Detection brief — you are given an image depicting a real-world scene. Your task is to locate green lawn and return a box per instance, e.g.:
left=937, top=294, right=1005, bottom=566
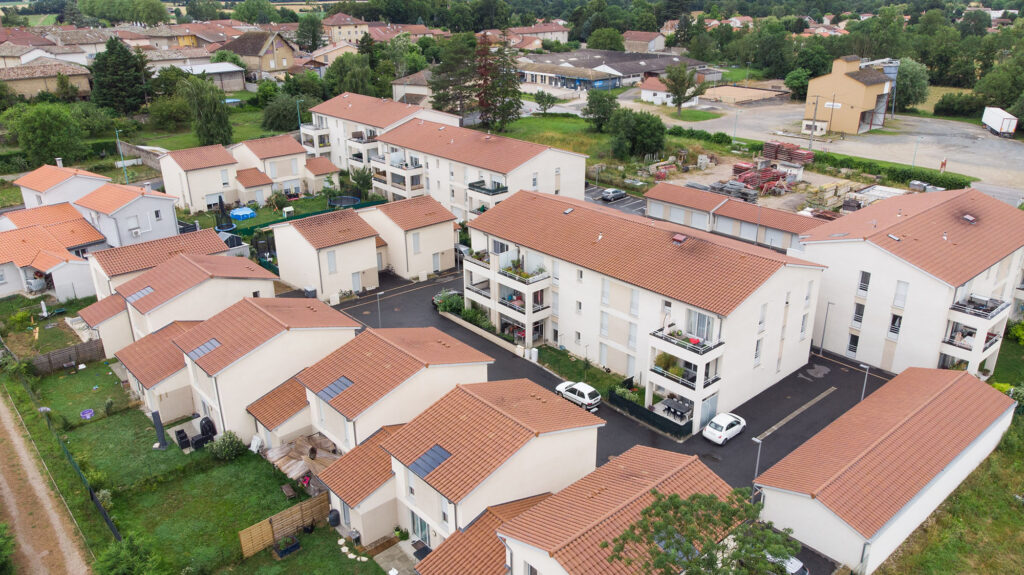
left=1, top=295, right=97, bottom=358
left=521, top=92, right=567, bottom=104
left=27, top=13, right=57, bottom=25
left=131, top=109, right=283, bottom=151
left=719, top=66, right=767, bottom=83
left=219, top=526, right=384, bottom=574
left=116, top=453, right=303, bottom=573
left=0, top=179, right=20, bottom=207
left=178, top=194, right=331, bottom=230
left=34, top=360, right=128, bottom=425
left=537, top=345, right=624, bottom=399
left=990, top=336, right=1024, bottom=385
left=673, top=109, right=725, bottom=122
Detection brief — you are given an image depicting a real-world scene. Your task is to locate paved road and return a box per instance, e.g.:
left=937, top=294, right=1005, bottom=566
left=336, top=272, right=902, bottom=573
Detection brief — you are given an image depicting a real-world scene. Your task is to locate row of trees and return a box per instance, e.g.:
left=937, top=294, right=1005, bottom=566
left=428, top=33, right=522, bottom=130
left=78, top=0, right=168, bottom=26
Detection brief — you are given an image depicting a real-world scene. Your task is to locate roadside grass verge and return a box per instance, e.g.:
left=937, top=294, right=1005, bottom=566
left=673, top=109, right=724, bottom=122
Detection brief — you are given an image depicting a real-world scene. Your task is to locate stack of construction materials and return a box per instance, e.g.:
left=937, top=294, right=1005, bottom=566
left=736, top=166, right=786, bottom=188
left=763, top=141, right=815, bottom=164
left=709, top=180, right=759, bottom=203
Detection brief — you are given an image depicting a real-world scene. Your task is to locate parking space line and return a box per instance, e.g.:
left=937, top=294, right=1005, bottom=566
left=812, top=352, right=891, bottom=381
left=756, top=386, right=837, bottom=441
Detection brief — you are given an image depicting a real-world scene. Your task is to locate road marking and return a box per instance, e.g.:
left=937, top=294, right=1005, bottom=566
left=756, top=386, right=837, bottom=441
left=338, top=273, right=461, bottom=312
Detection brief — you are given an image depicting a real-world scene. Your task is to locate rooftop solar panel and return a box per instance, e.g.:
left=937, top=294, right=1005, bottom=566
left=409, top=444, right=451, bottom=479
left=316, top=375, right=354, bottom=402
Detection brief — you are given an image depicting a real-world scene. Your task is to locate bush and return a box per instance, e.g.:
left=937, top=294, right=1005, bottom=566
left=613, top=385, right=642, bottom=404
left=93, top=533, right=158, bottom=575
left=1007, top=321, right=1024, bottom=345
left=460, top=306, right=495, bottom=332
left=148, top=95, right=191, bottom=131
left=932, top=92, right=988, bottom=118
left=0, top=523, right=13, bottom=575
left=208, top=430, right=247, bottom=461
left=811, top=152, right=973, bottom=189
left=83, top=465, right=108, bottom=491
left=8, top=310, right=30, bottom=331
left=104, top=397, right=114, bottom=416
left=95, top=488, right=113, bottom=510
left=437, top=294, right=464, bottom=314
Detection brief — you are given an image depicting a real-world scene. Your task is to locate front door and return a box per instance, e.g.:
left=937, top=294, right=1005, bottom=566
left=411, top=510, right=430, bottom=547
left=351, top=271, right=361, bottom=293
left=376, top=252, right=383, bottom=271
left=432, top=252, right=441, bottom=272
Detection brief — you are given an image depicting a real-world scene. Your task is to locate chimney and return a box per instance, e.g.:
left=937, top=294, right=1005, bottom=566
left=144, top=182, right=152, bottom=192
left=55, top=157, right=63, bottom=168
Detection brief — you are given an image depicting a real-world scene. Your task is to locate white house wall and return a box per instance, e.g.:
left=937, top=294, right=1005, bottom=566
left=502, top=537, right=569, bottom=575
left=273, top=225, right=322, bottom=294
left=128, top=277, right=276, bottom=339
left=76, top=197, right=179, bottom=248
left=96, top=311, right=133, bottom=358
left=317, top=237, right=379, bottom=297
left=159, top=157, right=239, bottom=214
left=759, top=487, right=866, bottom=569
left=19, top=176, right=106, bottom=208
left=52, top=261, right=95, bottom=301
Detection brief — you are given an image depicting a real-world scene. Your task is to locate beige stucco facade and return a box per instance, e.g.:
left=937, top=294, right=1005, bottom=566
left=804, top=57, right=891, bottom=135
left=272, top=223, right=379, bottom=299
left=159, top=156, right=240, bottom=214
left=2, top=73, right=90, bottom=98
left=254, top=406, right=314, bottom=449
left=358, top=209, right=455, bottom=280
left=91, top=309, right=133, bottom=358
left=129, top=367, right=194, bottom=422
left=231, top=145, right=306, bottom=197
left=126, top=277, right=276, bottom=340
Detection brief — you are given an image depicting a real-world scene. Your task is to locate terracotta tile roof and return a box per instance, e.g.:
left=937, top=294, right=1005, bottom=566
left=310, top=92, right=422, bottom=128
left=470, top=192, right=821, bottom=316
left=41, top=218, right=105, bottom=248
left=0, top=42, right=31, bottom=56
left=2, top=203, right=83, bottom=227
left=115, top=321, right=200, bottom=388
left=234, top=167, right=272, bottom=188
left=74, top=183, right=173, bottom=215
left=246, top=378, right=309, bottom=430
left=381, top=380, right=604, bottom=502
left=172, top=298, right=359, bottom=376
left=366, top=24, right=441, bottom=42
left=165, top=144, right=237, bottom=171
left=645, top=183, right=824, bottom=234
left=13, top=164, right=108, bottom=192
left=499, top=446, right=732, bottom=574
left=90, top=229, right=228, bottom=277
left=374, top=196, right=456, bottom=231
left=416, top=494, right=551, bottom=575
left=0, top=28, right=53, bottom=46
left=145, top=47, right=211, bottom=61
left=323, top=12, right=367, bottom=26
left=0, top=60, right=88, bottom=81
left=756, top=368, right=1015, bottom=539
left=284, top=208, right=378, bottom=250
left=375, top=236, right=387, bottom=247
left=78, top=294, right=126, bottom=327
left=116, top=253, right=276, bottom=314
left=375, top=120, right=556, bottom=174
left=623, top=30, right=662, bottom=42
left=241, top=134, right=306, bottom=160
left=319, top=424, right=403, bottom=506
left=846, top=67, right=890, bottom=85
left=800, top=188, right=1024, bottom=286
left=639, top=76, right=667, bottom=91
left=304, top=156, right=339, bottom=176
left=509, top=22, right=569, bottom=34
left=391, top=69, right=430, bottom=86
left=296, top=327, right=492, bottom=419
left=0, top=226, right=82, bottom=270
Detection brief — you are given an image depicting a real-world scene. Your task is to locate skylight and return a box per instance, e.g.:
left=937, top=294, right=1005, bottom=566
left=126, top=286, right=154, bottom=303
left=316, top=376, right=354, bottom=402
left=409, top=444, right=451, bottom=479
left=187, top=338, right=221, bottom=361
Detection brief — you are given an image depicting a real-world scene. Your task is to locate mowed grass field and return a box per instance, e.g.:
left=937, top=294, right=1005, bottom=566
left=917, top=86, right=972, bottom=114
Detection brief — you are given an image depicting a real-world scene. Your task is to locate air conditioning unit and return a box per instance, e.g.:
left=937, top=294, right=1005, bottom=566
left=130, top=228, right=142, bottom=237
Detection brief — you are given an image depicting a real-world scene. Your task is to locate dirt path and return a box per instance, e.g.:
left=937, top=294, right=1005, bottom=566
left=0, top=385, right=90, bottom=574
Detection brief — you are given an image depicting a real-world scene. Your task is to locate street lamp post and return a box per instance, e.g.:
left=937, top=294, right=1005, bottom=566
left=295, top=98, right=303, bottom=130
left=732, top=109, right=741, bottom=143
left=911, top=136, right=922, bottom=168
left=751, top=437, right=763, bottom=502
left=860, top=364, right=870, bottom=402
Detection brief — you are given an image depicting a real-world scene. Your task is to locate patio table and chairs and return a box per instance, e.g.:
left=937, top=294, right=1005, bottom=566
left=662, top=397, right=693, bottom=421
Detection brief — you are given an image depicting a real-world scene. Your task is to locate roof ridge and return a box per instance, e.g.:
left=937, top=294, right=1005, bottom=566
left=456, top=383, right=536, bottom=436
left=367, top=328, right=433, bottom=366
left=811, top=370, right=967, bottom=499
left=865, top=188, right=971, bottom=238
left=550, top=452, right=699, bottom=555
left=244, top=297, right=289, bottom=330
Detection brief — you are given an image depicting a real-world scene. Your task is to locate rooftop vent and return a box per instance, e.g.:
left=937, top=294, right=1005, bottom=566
left=943, top=231, right=948, bottom=241
left=672, top=233, right=688, bottom=245
left=963, top=214, right=977, bottom=224
left=563, top=208, right=573, bottom=215
left=438, top=126, right=445, bottom=130
left=887, top=234, right=900, bottom=241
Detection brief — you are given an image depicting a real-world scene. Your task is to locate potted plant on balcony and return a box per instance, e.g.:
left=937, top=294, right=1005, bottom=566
left=654, top=352, right=675, bottom=371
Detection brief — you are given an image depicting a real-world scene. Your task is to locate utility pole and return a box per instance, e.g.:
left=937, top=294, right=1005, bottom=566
left=808, top=95, right=820, bottom=152
left=732, top=109, right=741, bottom=143
left=828, top=91, right=837, bottom=135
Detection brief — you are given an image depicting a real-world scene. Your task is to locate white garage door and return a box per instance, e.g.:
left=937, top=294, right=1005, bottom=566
left=739, top=221, right=758, bottom=241
left=715, top=216, right=734, bottom=234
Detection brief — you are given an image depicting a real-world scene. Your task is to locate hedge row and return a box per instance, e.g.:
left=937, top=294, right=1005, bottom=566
left=811, top=152, right=973, bottom=189
left=0, top=140, right=118, bottom=175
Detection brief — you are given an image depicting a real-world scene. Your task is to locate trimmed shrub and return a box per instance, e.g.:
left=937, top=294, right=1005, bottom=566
left=811, top=152, right=972, bottom=189
left=208, top=431, right=246, bottom=461
left=932, top=92, right=987, bottom=118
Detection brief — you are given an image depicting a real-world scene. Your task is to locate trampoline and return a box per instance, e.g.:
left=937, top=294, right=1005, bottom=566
left=328, top=195, right=361, bottom=208
left=230, top=207, right=257, bottom=220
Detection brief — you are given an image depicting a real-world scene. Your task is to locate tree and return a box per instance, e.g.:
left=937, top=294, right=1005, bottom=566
left=256, top=79, right=279, bottom=107
left=974, top=58, right=1024, bottom=109
left=784, top=67, right=811, bottom=100
left=148, top=95, right=190, bottom=130
left=262, top=93, right=319, bottom=131
left=663, top=64, right=709, bottom=115
left=0, top=523, right=13, bottom=575
left=211, top=49, right=246, bottom=71
left=534, top=90, right=558, bottom=115
left=429, top=32, right=479, bottom=116
left=296, top=13, right=324, bottom=52
left=581, top=89, right=619, bottom=132
left=0, top=81, right=21, bottom=113
left=282, top=70, right=324, bottom=100
left=54, top=73, right=79, bottom=102
left=350, top=167, right=373, bottom=197
left=132, top=0, right=168, bottom=26
left=185, top=0, right=220, bottom=22
left=233, top=0, right=278, bottom=24
left=93, top=533, right=158, bottom=575
left=277, top=6, right=299, bottom=23
left=958, top=11, right=992, bottom=37
left=608, top=108, right=664, bottom=159
left=90, top=38, right=149, bottom=115
left=588, top=27, right=624, bottom=51
left=603, top=488, right=800, bottom=575
left=476, top=42, right=521, bottom=131
left=894, top=57, right=929, bottom=111
left=323, top=52, right=375, bottom=97
left=1, top=7, right=29, bottom=27
left=13, top=103, right=88, bottom=167
left=795, top=42, right=832, bottom=77
left=150, top=66, right=189, bottom=98
left=178, top=75, right=232, bottom=146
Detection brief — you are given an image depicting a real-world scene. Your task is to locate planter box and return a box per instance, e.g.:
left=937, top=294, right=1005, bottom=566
left=439, top=311, right=521, bottom=355
left=274, top=536, right=301, bottom=559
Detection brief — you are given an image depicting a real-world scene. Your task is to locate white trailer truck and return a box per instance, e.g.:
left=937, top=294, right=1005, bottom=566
left=982, top=107, right=1018, bottom=137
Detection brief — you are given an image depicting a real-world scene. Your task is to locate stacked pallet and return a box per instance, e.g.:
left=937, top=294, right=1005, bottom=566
left=736, top=167, right=786, bottom=188
left=763, top=141, right=815, bottom=164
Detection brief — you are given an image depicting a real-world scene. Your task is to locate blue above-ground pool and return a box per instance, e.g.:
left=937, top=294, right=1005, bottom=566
left=229, top=207, right=257, bottom=220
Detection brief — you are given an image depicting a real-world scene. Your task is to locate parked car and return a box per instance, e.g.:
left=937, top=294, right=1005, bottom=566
left=432, top=288, right=457, bottom=309
left=601, top=188, right=627, bottom=202
left=702, top=412, right=746, bottom=444
left=555, top=381, right=601, bottom=412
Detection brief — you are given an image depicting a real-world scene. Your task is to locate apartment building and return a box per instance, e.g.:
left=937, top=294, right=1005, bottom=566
left=322, top=12, right=368, bottom=44
left=644, top=183, right=824, bottom=251
left=793, top=188, right=1024, bottom=375
left=173, top=298, right=360, bottom=442
left=466, top=192, right=824, bottom=429
left=382, top=379, right=604, bottom=552
left=357, top=196, right=457, bottom=279
left=372, top=120, right=587, bottom=220
left=498, top=446, right=731, bottom=575
left=301, top=92, right=460, bottom=170
left=14, top=163, right=109, bottom=207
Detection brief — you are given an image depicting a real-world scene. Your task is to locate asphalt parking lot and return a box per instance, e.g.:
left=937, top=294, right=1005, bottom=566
left=336, top=272, right=890, bottom=573
left=585, top=183, right=646, bottom=216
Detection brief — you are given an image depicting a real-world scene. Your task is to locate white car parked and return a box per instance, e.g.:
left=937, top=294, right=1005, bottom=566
left=555, top=381, right=601, bottom=412
left=702, top=412, right=746, bottom=444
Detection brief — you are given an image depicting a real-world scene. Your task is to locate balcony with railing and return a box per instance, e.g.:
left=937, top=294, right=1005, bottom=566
left=856, top=281, right=869, bottom=297
left=950, top=295, right=1010, bottom=320
left=300, top=122, right=329, bottom=134
left=498, top=259, right=549, bottom=285
left=650, top=365, right=697, bottom=391
left=650, top=325, right=724, bottom=356
left=371, top=168, right=387, bottom=184
left=301, top=132, right=330, bottom=151
left=464, top=250, right=491, bottom=270
left=348, top=131, right=377, bottom=144
left=851, top=312, right=863, bottom=329
left=468, top=180, right=509, bottom=196
left=465, top=281, right=491, bottom=299
left=983, top=331, right=1001, bottom=351
left=496, top=285, right=549, bottom=317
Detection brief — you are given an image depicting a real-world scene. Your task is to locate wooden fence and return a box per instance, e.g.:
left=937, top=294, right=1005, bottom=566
left=31, top=339, right=105, bottom=375
left=238, top=492, right=330, bottom=558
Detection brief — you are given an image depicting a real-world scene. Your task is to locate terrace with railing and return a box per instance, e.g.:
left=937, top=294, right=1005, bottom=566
left=650, top=325, right=723, bottom=355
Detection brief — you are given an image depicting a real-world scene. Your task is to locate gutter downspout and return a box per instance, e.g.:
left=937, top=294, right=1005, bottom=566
left=212, top=375, right=227, bottom=436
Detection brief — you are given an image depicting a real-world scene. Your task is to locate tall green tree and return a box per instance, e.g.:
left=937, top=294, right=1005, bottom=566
left=608, top=108, right=664, bottom=159
left=587, top=27, right=624, bottom=51
left=262, top=93, right=319, bottom=131
left=91, top=38, right=149, bottom=114
left=602, top=489, right=800, bottom=575
left=581, top=89, right=619, bottom=132
left=663, top=64, right=709, bottom=114
left=429, top=32, right=479, bottom=116
left=54, top=73, right=79, bottom=102
left=210, top=49, right=246, bottom=71
left=185, top=0, right=220, bottom=22
left=784, top=67, right=811, bottom=100
left=233, top=0, right=279, bottom=24
left=0, top=81, right=21, bottom=113
left=475, top=42, right=521, bottom=131
left=296, top=13, right=324, bottom=52
left=534, top=91, right=558, bottom=115
left=12, top=103, right=89, bottom=167
left=893, top=57, right=929, bottom=111
left=178, top=75, right=232, bottom=146
left=323, top=52, right=375, bottom=97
